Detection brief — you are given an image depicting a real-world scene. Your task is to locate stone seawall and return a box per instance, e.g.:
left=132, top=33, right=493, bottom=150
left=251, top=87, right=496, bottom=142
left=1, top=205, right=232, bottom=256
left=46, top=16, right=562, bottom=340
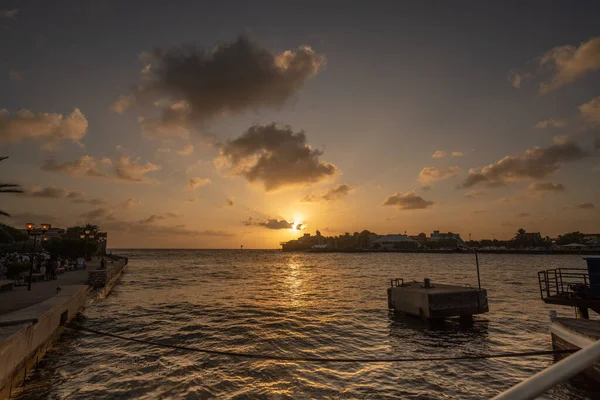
left=88, top=257, right=128, bottom=289
left=0, top=285, right=90, bottom=399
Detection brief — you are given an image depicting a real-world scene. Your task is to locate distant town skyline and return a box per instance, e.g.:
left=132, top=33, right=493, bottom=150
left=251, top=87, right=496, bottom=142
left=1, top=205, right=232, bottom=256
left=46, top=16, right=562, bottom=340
left=1, top=1, right=599, bottom=248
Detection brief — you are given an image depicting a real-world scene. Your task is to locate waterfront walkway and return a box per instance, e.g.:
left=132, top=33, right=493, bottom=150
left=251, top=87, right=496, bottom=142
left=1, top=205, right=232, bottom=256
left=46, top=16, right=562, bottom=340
left=0, top=261, right=101, bottom=316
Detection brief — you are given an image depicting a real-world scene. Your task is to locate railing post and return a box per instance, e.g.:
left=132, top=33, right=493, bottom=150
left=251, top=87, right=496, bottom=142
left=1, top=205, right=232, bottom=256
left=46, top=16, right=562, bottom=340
left=545, top=271, right=550, bottom=297
left=554, top=272, right=559, bottom=296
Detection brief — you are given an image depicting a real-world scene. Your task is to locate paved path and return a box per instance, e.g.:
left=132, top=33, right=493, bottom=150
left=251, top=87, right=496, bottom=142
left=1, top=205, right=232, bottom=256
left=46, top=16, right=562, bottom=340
left=0, top=261, right=101, bottom=316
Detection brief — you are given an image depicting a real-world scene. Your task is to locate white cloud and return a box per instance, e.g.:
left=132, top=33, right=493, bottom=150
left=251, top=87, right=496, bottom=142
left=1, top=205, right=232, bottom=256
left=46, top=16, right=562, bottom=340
left=176, top=143, right=194, bottom=155
left=431, top=150, right=446, bottom=158
left=451, top=152, right=464, bottom=157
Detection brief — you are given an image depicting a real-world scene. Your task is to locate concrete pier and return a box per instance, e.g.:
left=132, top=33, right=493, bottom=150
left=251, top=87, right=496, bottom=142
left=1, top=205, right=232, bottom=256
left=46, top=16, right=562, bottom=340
left=0, top=257, right=127, bottom=399
left=387, top=278, right=489, bottom=320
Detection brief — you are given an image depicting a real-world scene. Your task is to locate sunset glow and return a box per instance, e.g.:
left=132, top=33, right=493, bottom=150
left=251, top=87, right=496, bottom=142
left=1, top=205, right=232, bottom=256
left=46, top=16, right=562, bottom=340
left=0, top=3, right=598, bottom=249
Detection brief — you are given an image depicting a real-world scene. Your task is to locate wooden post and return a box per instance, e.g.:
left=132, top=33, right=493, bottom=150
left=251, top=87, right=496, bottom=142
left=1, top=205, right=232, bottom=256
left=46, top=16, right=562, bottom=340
left=475, top=253, right=481, bottom=290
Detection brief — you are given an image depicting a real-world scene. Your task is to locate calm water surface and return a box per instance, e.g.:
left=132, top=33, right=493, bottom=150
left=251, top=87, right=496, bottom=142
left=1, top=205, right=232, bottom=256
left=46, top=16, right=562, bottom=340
left=15, top=251, right=600, bottom=399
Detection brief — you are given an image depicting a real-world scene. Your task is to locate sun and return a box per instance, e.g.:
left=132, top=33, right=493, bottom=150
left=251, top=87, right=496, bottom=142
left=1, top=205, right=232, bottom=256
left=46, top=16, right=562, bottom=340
left=289, top=217, right=306, bottom=231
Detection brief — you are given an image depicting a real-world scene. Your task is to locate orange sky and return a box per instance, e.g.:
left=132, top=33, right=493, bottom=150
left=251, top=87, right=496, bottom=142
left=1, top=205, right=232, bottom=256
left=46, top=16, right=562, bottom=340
left=1, top=3, right=599, bottom=248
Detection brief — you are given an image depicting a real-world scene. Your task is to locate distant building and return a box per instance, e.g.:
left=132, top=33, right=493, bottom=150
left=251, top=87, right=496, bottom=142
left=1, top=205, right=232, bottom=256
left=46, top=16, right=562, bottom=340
left=281, top=231, right=325, bottom=251
left=409, top=232, right=427, bottom=243
left=43, top=228, right=66, bottom=242
left=372, top=234, right=420, bottom=250
left=430, top=230, right=467, bottom=247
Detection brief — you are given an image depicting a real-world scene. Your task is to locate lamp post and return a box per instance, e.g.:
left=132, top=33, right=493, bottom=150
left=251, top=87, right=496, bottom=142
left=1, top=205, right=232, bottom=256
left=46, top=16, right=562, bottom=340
left=25, top=223, right=50, bottom=291
left=80, top=230, right=96, bottom=260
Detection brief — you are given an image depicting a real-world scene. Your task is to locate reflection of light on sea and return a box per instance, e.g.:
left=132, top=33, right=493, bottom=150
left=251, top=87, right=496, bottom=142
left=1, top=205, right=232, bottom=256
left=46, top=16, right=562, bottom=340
left=284, top=254, right=307, bottom=309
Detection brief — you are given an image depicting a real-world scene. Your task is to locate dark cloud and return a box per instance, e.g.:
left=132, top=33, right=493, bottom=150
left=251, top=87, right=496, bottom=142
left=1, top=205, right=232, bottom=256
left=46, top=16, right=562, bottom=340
left=458, top=141, right=587, bottom=189
left=564, top=202, right=595, bottom=210
left=0, top=9, right=18, bottom=19
left=465, top=189, right=486, bottom=199
left=114, top=35, right=324, bottom=135
left=80, top=208, right=115, bottom=221
left=25, top=186, right=105, bottom=205
left=382, top=191, right=434, bottom=210
left=42, top=155, right=161, bottom=183
left=243, top=217, right=294, bottom=229
left=528, top=182, right=566, bottom=193
left=301, top=184, right=353, bottom=202
left=102, top=220, right=233, bottom=237
left=6, top=212, right=60, bottom=228
left=218, top=123, right=337, bottom=191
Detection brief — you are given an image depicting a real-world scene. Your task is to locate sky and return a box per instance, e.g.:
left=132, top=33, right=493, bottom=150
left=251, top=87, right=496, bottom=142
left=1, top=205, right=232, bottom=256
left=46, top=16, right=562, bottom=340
left=1, top=0, right=599, bottom=248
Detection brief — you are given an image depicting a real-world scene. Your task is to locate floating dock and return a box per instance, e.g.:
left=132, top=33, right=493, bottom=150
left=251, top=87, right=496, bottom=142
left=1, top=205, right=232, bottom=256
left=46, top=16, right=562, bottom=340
left=387, top=278, right=489, bottom=320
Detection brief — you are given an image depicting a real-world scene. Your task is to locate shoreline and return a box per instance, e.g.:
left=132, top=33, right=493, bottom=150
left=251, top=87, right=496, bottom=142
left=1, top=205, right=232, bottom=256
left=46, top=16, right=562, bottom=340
left=0, top=255, right=128, bottom=400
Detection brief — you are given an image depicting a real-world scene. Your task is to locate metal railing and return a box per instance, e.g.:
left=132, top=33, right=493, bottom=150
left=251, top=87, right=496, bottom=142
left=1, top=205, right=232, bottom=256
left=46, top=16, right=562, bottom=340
left=538, top=268, right=589, bottom=301
left=493, top=339, right=600, bottom=399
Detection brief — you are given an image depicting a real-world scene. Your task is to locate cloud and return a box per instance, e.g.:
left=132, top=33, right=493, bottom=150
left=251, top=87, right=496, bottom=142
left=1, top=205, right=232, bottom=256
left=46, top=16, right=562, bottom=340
left=0, top=108, right=88, bottom=149
left=186, top=177, right=211, bottom=190
left=102, top=219, right=233, bottom=237
left=516, top=212, right=531, bottom=218
left=138, top=213, right=178, bottom=224
left=80, top=208, right=116, bottom=221
left=114, top=35, right=324, bottom=131
left=507, top=70, right=531, bottom=88
left=535, top=118, right=566, bottom=129
left=42, top=155, right=161, bottom=183
left=382, top=191, right=434, bottom=210
left=512, top=38, right=600, bottom=94
left=465, top=189, right=486, bottom=199
left=216, top=123, right=337, bottom=191
left=0, top=9, right=18, bottom=19
left=24, top=185, right=105, bottom=205
left=579, top=97, right=600, bottom=124
left=431, top=150, right=446, bottom=158
left=176, top=143, right=194, bottom=155
left=552, top=135, right=570, bottom=145
left=224, top=197, right=235, bottom=207
left=243, top=217, right=294, bottom=229
left=528, top=182, right=565, bottom=193
left=138, top=100, right=191, bottom=139
left=301, top=184, right=353, bottom=202
left=458, top=141, right=587, bottom=188
left=9, top=70, right=22, bottom=83
left=111, top=94, right=136, bottom=114
left=6, top=212, right=59, bottom=228
left=418, top=166, right=461, bottom=184
left=564, top=202, right=595, bottom=210
left=122, top=197, right=142, bottom=209
left=452, top=152, right=464, bottom=157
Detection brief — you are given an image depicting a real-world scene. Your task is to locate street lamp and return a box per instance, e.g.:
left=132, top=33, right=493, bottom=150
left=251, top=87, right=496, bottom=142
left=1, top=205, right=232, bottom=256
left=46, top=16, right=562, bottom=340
left=25, top=223, right=50, bottom=291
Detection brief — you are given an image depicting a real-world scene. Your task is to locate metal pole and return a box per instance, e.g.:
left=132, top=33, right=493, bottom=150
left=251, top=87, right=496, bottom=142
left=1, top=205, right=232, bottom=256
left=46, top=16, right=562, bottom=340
left=492, top=339, right=600, bottom=400
left=475, top=252, right=481, bottom=290
left=27, top=235, right=37, bottom=291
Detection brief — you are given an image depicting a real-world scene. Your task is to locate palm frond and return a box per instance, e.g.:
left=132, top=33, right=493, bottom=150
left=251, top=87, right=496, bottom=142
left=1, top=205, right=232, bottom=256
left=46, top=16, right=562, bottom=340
left=0, top=211, right=10, bottom=217
left=0, top=189, right=24, bottom=193
left=0, top=156, right=8, bottom=163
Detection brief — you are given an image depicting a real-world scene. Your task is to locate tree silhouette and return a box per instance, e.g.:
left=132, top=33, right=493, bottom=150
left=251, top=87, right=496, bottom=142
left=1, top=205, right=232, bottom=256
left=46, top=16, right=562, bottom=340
left=0, top=157, right=23, bottom=217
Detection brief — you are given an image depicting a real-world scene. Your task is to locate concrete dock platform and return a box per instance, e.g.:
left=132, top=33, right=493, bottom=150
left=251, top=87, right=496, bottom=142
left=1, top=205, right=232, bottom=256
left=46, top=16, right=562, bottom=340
left=387, top=278, right=489, bottom=320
